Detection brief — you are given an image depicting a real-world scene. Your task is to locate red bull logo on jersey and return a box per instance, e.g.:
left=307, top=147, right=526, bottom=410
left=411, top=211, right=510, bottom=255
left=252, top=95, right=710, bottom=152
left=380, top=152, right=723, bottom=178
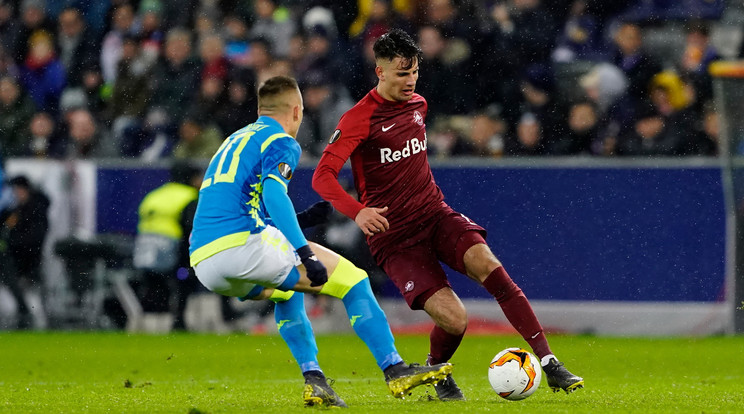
left=380, top=134, right=427, bottom=164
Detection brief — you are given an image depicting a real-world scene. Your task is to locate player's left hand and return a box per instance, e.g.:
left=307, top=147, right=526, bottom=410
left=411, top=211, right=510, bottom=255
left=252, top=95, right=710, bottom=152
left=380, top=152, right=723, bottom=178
left=296, top=201, right=334, bottom=229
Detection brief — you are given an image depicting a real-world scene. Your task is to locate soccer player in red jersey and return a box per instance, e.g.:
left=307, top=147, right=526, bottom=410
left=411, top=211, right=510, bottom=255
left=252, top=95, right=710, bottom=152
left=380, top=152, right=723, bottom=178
left=312, top=29, right=584, bottom=400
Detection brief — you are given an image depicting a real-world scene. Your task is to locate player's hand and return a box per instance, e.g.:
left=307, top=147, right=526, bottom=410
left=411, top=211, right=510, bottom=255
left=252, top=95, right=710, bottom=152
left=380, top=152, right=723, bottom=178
left=297, top=245, right=328, bottom=287
left=355, top=206, right=389, bottom=237
left=296, top=201, right=334, bottom=229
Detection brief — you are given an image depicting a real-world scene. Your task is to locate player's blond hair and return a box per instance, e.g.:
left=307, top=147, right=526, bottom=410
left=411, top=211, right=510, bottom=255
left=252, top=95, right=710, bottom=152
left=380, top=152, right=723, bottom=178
left=257, top=76, right=300, bottom=115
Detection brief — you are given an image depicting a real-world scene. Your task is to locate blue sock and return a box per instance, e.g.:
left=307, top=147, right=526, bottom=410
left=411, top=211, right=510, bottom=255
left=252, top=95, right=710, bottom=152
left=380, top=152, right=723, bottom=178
left=341, top=278, right=403, bottom=371
left=274, top=292, right=321, bottom=374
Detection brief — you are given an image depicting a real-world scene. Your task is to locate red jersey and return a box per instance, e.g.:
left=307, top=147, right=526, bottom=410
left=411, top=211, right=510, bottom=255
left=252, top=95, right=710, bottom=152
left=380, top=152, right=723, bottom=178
left=312, top=88, right=445, bottom=260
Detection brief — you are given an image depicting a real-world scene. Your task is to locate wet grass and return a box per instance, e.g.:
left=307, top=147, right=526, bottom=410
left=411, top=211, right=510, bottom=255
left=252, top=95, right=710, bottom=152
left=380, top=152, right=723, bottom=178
left=0, top=332, right=742, bottom=413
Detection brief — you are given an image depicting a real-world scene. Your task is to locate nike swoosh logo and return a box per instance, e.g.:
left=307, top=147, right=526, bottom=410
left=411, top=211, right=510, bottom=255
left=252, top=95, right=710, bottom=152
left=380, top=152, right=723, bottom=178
left=382, top=123, right=396, bottom=132
left=531, top=332, right=541, bottom=339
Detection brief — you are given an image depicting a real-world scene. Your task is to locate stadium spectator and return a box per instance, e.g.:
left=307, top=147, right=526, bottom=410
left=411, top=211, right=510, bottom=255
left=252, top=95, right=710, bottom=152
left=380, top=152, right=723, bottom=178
left=552, top=0, right=606, bottom=62
left=0, top=75, right=35, bottom=157
left=506, top=111, right=545, bottom=155
left=55, top=7, right=98, bottom=88
left=678, top=20, right=720, bottom=105
left=213, top=66, right=258, bottom=137
left=249, top=0, right=296, bottom=58
left=188, top=74, right=229, bottom=130
left=351, top=0, right=412, bottom=44
left=616, top=97, right=691, bottom=156
left=551, top=100, right=600, bottom=155
left=138, top=0, right=165, bottom=60
left=426, top=116, right=475, bottom=158
left=610, top=20, right=662, bottom=100
left=312, top=29, right=583, bottom=402
left=198, top=32, right=231, bottom=83
left=221, top=13, right=251, bottom=67
left=0, top=175, right=50, bottom=329
left=348, top=0, right=406, bottom=39
left=296, top=71, right=354, bottom=159
left=25, top=111, right=64, bottom=158
left=108, top=34, right=151, bottom=151
left=64, top=108, right=117, bottom=158
left=171, top=115, right=223, bottom=160
left=100, top=2, right=137, bottom=85
left=14, top=0, right=56, bottom=62
left=0, top=44, right=18, bottom=78
left=466, top=107, right=507, bottom=157
left=689, top=102, right=719, bottom=156
left=19, top=30, right=65, bottom=114
left=294, top=25, right=342, bottom=88
left=578, top=62, right=635, bottom=154
left=490, top=0, right=558, bottom=69
left=247, top=36, right=275, bottom=85
left=119, top=108, right=177, bottom=159
left=147, top=27, right=202, bottom=127
left=0, top=1, right=22, bottom=59
left=518, top=64, right=564, bottom=148
left=415, top=24, right=472, bottom=120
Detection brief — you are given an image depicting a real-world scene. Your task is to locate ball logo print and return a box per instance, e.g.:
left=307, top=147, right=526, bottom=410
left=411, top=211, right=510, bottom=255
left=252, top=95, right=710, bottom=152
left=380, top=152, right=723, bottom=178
left=277, top=163, right=293, bottom=180
left=328, top=129, right=341, bottom=144
left=488, top=347, right=542, bottom=400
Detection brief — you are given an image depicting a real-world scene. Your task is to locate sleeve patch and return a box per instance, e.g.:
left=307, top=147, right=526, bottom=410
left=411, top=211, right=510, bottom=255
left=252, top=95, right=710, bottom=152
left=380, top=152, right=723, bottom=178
left=277, top=163, right=293, bottom=180
left=329, top=129, right=341, bottom=144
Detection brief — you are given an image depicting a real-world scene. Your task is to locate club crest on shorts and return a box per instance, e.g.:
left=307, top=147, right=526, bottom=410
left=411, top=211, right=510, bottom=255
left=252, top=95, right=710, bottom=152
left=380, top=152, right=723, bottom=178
left=329, top=129, right=341, bottom=144
left=277, top=163, right=293, bottom=179
left=405, top=281, right=415, bottom=292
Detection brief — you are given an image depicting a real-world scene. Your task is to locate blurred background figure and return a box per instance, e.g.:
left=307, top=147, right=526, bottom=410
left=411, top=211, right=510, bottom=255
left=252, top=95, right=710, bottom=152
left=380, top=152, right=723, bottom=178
left=26, top=111, right=64, bottom=158
left=0, top=175, right=50, bottom=329
left=467, top=107, right=507, bottom=158
left=171, top=115, right=223, bottom=160
left=64, top=108, right=116, bottom=158
left=0, top=75, right=35, bottom=158
left=506, top=112, right=545, bottom=156
left=552, top=100, right=599, bottom=155
left=19, top=31, right=66, bottom=114
left=132, top=162, right=202, bottom=330
left=296, top=70, right=354, bottom=159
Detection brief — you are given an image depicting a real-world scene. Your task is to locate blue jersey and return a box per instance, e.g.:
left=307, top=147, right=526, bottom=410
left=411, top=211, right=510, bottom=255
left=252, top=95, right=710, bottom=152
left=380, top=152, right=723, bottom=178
left=189, top=116, right=301, bottom=266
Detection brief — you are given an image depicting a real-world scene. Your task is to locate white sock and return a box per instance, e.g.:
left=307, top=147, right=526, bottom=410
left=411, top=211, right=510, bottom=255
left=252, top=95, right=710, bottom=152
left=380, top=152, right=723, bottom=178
left=541, top=354, right=557, bottom=367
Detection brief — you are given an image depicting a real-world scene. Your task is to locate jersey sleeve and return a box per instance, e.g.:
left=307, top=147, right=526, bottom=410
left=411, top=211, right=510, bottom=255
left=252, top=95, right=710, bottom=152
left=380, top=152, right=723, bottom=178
left=313, top=110, right=370, bottom=220
left=313, top=152, right=365, bottom=220
left=261, top=134, right=300, bottom=190
left=260, top=135, right=307, bottom=250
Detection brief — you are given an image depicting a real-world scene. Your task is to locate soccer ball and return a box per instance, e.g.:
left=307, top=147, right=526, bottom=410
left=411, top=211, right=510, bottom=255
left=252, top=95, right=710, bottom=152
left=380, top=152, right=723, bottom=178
left=488, top=347, right=542, bottom=400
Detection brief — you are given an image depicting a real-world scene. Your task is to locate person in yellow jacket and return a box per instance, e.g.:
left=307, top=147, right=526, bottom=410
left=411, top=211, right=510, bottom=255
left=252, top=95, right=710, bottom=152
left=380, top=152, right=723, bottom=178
left=133, top=162, right=203, bottom=327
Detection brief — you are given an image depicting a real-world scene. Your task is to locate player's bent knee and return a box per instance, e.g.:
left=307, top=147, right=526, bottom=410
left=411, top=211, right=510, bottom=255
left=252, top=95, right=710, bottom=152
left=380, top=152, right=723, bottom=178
left=319, top=256, right=368, bottom=299
left=268, top=288, right=294, bottom=303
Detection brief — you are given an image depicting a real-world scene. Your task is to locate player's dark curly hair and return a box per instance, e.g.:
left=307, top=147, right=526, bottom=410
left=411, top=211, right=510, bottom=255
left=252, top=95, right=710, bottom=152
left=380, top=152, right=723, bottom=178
left=373, top=29, right=422, bottom=70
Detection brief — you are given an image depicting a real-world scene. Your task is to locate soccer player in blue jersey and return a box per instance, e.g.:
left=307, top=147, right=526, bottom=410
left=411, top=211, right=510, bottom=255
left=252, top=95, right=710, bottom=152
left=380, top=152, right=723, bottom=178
left=189, top=76, right=452, bottom=408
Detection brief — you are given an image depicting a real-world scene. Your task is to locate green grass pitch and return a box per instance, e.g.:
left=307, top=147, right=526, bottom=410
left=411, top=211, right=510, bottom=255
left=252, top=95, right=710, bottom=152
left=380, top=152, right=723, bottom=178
left=1, top=332, right=742, bottom=413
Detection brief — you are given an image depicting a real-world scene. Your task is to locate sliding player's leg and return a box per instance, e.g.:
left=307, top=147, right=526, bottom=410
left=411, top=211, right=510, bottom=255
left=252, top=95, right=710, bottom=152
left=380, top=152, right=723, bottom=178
left=242, top=287, right=346, bottom=408
left=292, top=242, right=453, bottom=398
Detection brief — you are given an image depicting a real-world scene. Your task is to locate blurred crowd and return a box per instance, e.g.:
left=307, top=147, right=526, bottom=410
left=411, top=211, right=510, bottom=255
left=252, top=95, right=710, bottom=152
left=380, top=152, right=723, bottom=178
left=0, top=0, right=738, bottom=161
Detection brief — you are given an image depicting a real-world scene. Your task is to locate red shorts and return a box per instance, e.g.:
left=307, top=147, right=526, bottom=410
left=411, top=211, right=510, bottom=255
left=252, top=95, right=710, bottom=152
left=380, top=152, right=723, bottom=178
left=378, top=205, right=486, bottom=310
